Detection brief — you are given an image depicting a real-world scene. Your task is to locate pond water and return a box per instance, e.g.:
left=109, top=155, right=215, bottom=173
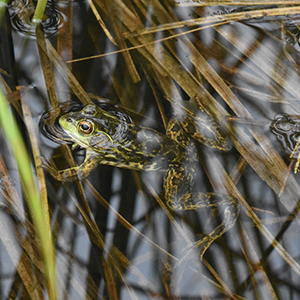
left=1, top=1, right=300, bottom=299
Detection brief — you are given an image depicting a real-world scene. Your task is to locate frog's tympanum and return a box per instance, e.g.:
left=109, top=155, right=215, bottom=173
left=44, top=102, right=239, bottom=259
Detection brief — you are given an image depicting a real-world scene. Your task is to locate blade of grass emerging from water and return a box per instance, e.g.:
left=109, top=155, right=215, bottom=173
left=0, top=0, right=8, bottom=21
left=32, top=0, right=48, bottom=24
left=0, top=88, right=58, bottom=299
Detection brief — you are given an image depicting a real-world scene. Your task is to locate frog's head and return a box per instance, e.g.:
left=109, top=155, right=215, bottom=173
left=59, top=104, right=134, bottom=152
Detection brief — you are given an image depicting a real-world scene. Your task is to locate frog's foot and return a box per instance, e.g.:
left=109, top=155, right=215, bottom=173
left=171, top=193, right=239, bottom=260
left=175, top=212, right=237, bottom=267
left=195, top=223, right=229, bottom=260
left=196, top=204, right=238, bottom=260
left=173, top=231, right=220, bottom=268
left=40, top=155, right=102, bottom=182
left=37, top=156, right=63, bottom=178
left=37, top=156, right=51, bottom=169
left=47, top=166, right=85, bottom=182
left=37, top=156, right=85, bottom=182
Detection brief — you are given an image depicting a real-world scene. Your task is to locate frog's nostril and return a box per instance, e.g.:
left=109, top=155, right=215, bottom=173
left=67, top=118, right=72, bottom=123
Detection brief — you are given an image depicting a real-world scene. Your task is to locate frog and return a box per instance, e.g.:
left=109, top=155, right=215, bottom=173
left=43, top=101, right=239, bottom=259
left=270, top=113, right=300, bottom=173
left=270, top=113, right=300, bottom=157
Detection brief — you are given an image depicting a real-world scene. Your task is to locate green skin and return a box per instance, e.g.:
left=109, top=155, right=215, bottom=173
left=46, top=103, right=239, bottom=259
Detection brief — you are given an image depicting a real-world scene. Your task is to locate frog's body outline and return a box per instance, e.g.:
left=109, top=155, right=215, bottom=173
left=44, top=103, right=239, bottom=259
left=270, top=113, right=300, bottom=156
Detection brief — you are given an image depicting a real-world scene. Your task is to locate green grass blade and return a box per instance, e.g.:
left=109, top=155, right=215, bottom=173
left=0, top=0, right=8, bottom=22
left=0, top=87, right=58, bottom=299
left=32, top=0, right=48, bottom=24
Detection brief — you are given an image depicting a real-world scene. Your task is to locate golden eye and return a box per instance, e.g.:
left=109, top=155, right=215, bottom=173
left=78, top=121, right=93, bottom=134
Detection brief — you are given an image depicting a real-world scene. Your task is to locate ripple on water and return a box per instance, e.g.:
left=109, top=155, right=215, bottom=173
left=7, top=0, right=67, bottom=37
left=39, top=101, right=85, bottom=144
left=39, top=100, right=115, bottom=145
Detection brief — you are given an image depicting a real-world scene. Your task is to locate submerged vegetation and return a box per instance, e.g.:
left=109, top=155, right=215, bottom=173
left=1, top=0, right=300, bottom=299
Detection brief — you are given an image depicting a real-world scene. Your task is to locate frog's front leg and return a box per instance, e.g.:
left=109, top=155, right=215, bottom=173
left=40, top=152, right=101, bottom=182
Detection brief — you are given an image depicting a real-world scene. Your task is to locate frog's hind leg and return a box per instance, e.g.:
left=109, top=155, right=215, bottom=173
left=165, top=116, right=238, bottom=259
left=178, top=192, right=239, bottom=259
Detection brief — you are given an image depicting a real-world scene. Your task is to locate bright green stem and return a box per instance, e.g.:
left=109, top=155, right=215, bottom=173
left=0, top=0, right=8, bottom=23
left=32, top=0, right=48, bottom=24
left=0, top=88, right=58, bottom=299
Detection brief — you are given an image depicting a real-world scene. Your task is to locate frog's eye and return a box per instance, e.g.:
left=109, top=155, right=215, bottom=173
left=78, top=120, right=93, bottom=134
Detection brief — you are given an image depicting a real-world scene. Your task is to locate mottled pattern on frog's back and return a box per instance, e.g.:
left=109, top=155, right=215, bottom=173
left=85, top=125, right=185, bottom=172
left=129, top=127, right=186, bottom=171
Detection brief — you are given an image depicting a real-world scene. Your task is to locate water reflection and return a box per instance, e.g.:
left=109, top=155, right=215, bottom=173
left=7, top=0, right=66, bottom=36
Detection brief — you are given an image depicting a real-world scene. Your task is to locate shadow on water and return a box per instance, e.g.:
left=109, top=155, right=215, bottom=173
left=1, top=1, right=300, bottom=299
